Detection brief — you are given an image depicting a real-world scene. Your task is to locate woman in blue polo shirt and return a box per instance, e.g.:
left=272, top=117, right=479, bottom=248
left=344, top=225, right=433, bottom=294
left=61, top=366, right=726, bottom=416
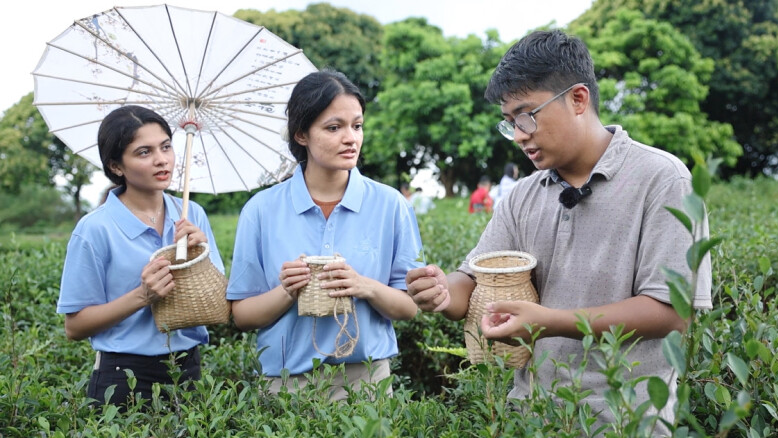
left=57, top=105, right=224, bottom=407
left=228, top=70, right=423, bottom=399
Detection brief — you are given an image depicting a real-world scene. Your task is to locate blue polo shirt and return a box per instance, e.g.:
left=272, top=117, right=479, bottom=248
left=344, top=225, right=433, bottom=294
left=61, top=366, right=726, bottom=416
left=227, top=166, right=423, bottom=376
left=57, top=187, right=224, bottom=355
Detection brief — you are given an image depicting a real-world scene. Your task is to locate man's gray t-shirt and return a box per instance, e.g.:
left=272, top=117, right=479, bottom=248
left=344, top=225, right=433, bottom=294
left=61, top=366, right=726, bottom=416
left=459, top=125, right=712, bottom=428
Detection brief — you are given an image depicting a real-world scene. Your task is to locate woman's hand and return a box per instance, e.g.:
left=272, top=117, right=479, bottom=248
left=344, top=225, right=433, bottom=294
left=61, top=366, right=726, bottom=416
left=174, top=218, right=207, bottom=247
left=320, top=261, right=377, bottom=300
left=140, top=257, right=174, bottom=305
left=278, top=256, right=311, bottom=300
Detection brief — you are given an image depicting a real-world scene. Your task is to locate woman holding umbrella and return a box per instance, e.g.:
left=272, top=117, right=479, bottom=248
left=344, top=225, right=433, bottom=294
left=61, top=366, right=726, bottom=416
left=228, top=70, right=423, bottom=399
left=57, top=105, right=224, bottom=407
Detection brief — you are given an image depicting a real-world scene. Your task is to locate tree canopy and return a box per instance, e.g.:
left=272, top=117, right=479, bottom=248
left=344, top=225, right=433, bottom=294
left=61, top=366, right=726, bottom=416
left=574, top=10, right=742, bottom=167
left=574, top=0, right=777, bottom=177
left=366, top=19, right=514, bottom=195
left=235, top=3, right=385, bottom=102
left=0, top=94, right=94, bottom=218
left=3, top=2, right=773, bottom=216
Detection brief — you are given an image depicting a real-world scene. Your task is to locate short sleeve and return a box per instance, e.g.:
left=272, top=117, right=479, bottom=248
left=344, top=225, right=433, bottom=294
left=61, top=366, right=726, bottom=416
left=389, top=199, right=424, bottom=290
left=57, top=233, right=108, bottom=314
left=226, top=205, right=270, bottom=300
left=635, top=177, right=712, bottom=309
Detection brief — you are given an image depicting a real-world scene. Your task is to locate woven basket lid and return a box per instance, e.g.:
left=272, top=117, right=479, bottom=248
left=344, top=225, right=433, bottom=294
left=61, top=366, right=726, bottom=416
left=468, top=250, right=537, bottom=274
left=150, top=242, right=211, bottom=270
left=302, top=255, right=345, bottom=265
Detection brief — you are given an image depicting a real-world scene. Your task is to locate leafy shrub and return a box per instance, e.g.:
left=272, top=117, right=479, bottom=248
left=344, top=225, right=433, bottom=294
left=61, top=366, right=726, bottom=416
left=2, top=179, right=777, bottom=436
left=0, top=184, right=75, bottom=231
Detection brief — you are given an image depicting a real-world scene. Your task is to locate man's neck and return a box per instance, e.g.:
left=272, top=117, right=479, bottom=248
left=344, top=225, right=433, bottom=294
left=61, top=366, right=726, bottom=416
left=557, top=124, right=613, bottom=187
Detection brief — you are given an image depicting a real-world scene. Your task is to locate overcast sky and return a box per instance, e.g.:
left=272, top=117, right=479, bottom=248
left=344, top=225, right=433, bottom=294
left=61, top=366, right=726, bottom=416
left=3, top=0, right=592, bottom=204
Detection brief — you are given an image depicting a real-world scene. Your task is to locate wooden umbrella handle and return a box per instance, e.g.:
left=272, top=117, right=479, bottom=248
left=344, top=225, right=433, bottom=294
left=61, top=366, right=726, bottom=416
left=175, top=122, right=196, bottom=261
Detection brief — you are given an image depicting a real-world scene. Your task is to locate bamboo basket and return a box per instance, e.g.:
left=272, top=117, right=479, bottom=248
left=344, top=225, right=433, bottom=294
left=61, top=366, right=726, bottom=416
left=298, top=255, right=353, bottom=317
left=464, top=251, right=538, bottom=368
left=149, top=243, right=229, bottom=332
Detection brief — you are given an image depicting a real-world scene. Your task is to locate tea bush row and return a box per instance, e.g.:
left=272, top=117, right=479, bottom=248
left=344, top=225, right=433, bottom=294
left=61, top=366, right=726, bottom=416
left=1, top=176, right=776, bottom=436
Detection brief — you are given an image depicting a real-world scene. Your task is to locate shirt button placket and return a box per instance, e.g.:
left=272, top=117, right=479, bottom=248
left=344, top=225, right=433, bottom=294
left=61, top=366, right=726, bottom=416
left=558, top=210, right=572, bottom=235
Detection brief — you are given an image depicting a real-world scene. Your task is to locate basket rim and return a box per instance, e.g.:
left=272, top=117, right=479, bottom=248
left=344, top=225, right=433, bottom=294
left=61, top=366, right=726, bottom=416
left=150, top=242, right=210, bottom=271
left=302, top=255, right=345, bottom=265
left=468, top=250, right=537, bottom=273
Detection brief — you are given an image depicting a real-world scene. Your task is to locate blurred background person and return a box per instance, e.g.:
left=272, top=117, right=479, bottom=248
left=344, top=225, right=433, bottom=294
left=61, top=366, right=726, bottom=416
left=410, top=187, right=434, bottom=215
left=468, top=176, right=493, bottom=214
left=492, top=162, right=519, bottom=208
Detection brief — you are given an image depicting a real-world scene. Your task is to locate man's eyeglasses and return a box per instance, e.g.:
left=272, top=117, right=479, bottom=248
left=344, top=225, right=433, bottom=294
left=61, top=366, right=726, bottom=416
left=496, top=83, right=586, bottom=140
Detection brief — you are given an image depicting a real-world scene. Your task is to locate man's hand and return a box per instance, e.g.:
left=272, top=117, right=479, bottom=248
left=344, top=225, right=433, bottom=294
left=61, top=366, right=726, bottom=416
left=405, top=265, right=451, bottom=312
left=480, top=300, right=547, bottom=345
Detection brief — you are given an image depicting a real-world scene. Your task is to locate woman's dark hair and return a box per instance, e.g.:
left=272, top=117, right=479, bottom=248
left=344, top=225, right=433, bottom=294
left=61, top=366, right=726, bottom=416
left=504, top=162, right=518, bottom=178
left=485, top=30, right=599, bottom=114
left=286, top=69, right=366, bottom=163
left=97, top=105, right=172, bottom=186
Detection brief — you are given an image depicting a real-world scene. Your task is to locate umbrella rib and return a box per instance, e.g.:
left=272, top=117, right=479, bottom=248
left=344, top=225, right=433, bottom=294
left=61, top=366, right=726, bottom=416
left=195, top=133, right=220, bottom=194
left=200, top=48, right=306, bottom=101
left=203, top=105, right=286, bottom=134
left=40, top=43, right=176, bottom=96
left=192, top=11, right=218, bottom=99
left=202, top=106, right=287, bottom=121
left=208, top=81, right=301, bottom=100
left=164, top=5, right=193, bottom=97
left=73, top=142, right=99, bottom=155
left=200, top=128, right=252, bottom=192
left=36, top=99, right=165, bottom=106
left=47, top=118, right=102, bottom=133
left=73, top=16, right=186, bottom=98
left=200, top=109, right=293, bottom=164
left=33, top=73, right=178, bottom=103
left=112, top=7, right=190, bottom=98
left=193, top=26, right=265, bottom=101
left=210, top=100, right=290, bottom=105
left=208, top=123, right=280, bottom=188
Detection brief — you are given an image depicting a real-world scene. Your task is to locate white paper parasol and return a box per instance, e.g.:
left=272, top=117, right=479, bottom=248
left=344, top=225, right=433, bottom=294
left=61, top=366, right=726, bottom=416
left=33, top=4, right=316, bottom=258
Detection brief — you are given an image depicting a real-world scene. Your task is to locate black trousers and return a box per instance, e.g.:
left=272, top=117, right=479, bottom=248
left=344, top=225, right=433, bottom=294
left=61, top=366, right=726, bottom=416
left=87, top=346, right=200, bottom=408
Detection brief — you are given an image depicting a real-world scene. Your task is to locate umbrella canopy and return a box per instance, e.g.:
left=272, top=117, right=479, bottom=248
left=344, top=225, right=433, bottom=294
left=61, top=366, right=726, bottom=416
left=33, top=4, right=317, bottom=195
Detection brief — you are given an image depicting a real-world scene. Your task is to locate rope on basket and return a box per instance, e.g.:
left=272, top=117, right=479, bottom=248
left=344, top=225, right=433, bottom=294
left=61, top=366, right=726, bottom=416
left=312, top=297, right=359, bottom=358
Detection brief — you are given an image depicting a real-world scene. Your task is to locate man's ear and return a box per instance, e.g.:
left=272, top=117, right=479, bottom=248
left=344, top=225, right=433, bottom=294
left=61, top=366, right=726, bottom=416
left=571, top=85, right=590, bottom=115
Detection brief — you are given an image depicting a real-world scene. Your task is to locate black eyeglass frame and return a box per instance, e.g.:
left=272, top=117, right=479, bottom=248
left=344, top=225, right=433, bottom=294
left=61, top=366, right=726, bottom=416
left=496, top=82, right=587, bottom=140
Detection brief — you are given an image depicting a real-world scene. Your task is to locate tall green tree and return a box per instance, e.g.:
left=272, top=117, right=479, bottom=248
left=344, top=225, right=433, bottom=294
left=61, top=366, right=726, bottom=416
left=572, top=10, right=742, bottom=167
left=235, top=3, right=385, bottom=102
left=0, top=93, right=95, bottom=219
left=367, top=19, right=509, bottom=195
left=574, top=0, right=777, bottom=177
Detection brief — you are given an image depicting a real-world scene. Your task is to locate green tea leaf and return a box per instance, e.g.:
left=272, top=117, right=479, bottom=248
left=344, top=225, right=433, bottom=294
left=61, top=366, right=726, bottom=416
left=726, top=353, right=750, bottom=386
left=663, top=267, right=692, bottom=319
left=662, top=331, right=686, bottom=375
left=665, top=206, right=692, bottom=232
left=703, top=382, right=717, bottom=401
left=687, top=237, right=722, bottom=271
left=692, top=164, right=711, bottom=198
left=758, top=256, right=771, bottom=276
left=682, top=193, right=705, bottom=223
left=715, top=384, right=732, bottom=406
left=753, top=275, right=764, bottom=292
left=647, top=376, right=669, bottom=409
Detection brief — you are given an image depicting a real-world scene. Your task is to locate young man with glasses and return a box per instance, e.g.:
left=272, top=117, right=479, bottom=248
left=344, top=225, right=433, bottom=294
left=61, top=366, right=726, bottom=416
left=406, top=29, right=712, bottom=434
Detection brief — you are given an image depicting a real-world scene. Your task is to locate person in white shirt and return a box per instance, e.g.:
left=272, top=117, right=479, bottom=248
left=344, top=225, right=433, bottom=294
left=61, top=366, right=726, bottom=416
left=493, top=162, right=519, bottom=207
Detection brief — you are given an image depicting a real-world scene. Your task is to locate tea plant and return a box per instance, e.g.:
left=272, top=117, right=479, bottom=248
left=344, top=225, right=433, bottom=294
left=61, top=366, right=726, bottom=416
left=2, top=178, right=777, bottom=436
